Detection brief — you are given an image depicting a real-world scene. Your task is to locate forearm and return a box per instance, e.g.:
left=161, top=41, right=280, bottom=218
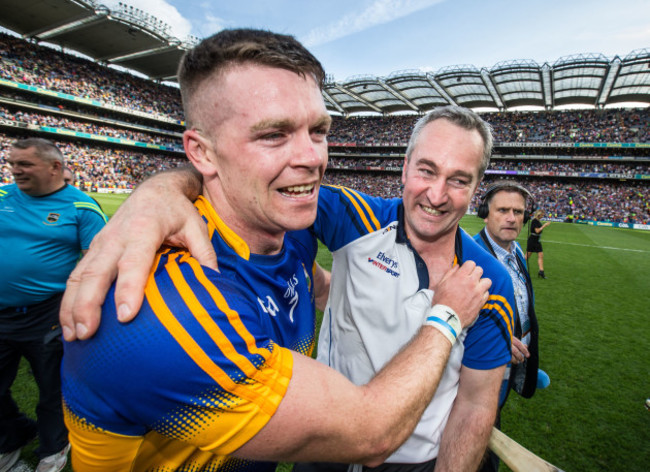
left=139, top=165, right=202, bottom=200
left=233, top=331, right=452, bottom=466
left=434, top=366, right=503, bottom=472
left=434, top=400, right=495, bottom=472
left=358, top=325, right=454, bottom=463
left=261, top=326, right=455, bottom=466
left=236, top=264, right=491, bottom=465
left=312, top=263, right=331, bottom=312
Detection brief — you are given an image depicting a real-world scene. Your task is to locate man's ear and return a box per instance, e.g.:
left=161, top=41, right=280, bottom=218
left=51, top=159, right=62, bottom=174
left=184, top=129, right=217, bottom=177
left=401, top=154, right=408, bottom=185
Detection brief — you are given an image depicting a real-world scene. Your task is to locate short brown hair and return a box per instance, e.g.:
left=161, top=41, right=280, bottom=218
left=178, top=29, right=326, bottom=128
left=406, top=106, right=493, bottom=180
left=12, top=138, right=63, bottom=164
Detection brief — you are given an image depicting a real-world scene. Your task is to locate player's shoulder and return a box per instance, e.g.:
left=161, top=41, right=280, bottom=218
left=151, top=247, right=254, bottom=304
left=320, top=184, right=400, bottom=210
left=141, top=247, right=267, bottom=346
left=318, top=184, right=400, bottom=230
left=460, top=229, right=509, bottom=279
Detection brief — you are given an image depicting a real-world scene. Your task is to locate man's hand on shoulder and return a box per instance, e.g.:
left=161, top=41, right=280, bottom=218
left=60, top=168, right=214, bottom=341
left=432, top=261, right=491, bottom=330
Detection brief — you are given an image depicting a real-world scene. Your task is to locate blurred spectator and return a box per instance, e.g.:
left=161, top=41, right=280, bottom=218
left=0, top=138, right=106, bottom=472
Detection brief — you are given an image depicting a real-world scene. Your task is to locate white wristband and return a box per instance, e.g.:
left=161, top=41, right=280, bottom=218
left=424, top=304, right=462, bottom=345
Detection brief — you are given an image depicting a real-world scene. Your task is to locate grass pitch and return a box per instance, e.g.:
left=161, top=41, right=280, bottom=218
left=13, top=192, right=650, bottom=471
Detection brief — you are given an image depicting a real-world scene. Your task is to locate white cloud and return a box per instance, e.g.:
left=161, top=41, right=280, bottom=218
left=302, top=0, right=445, bottom=47
left=195, top=13, right=229, bottom=37
left=101, top=0, right=193, bottom=39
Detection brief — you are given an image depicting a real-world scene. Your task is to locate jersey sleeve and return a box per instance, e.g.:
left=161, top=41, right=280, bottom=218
left=74, top=199, right=107, bottom=249
left=63, top=250, right=293, bottom=457
left=313, top=184, right=400, bottom=251
left=462, top=250, right=514, bottom=370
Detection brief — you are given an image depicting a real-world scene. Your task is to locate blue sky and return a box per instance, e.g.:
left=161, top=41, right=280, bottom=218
left=105, top=0, right=650, bottom=82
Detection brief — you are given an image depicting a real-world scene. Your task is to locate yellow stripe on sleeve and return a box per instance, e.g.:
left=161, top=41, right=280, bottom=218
left=146, top=253, right=289, bottom=417
left=74, top=201, right=108, bottom=222
left=166, top=253, right=289, bottom=404
left=484, top=294, right=514, bottom=342
left=329, top=185, right=381, bottom=233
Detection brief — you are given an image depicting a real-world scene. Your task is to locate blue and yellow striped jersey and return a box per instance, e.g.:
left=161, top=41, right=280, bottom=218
left=62, top=196, right=318, bottom=472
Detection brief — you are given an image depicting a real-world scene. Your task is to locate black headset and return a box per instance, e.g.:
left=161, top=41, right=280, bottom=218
left=477, top=181, right=535, bottom=224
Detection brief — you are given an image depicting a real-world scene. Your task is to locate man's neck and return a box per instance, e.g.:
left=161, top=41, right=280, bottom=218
left=409, top=228, right=457, bottom=286
left=485, top=228, right=513, bottom=253
left=23, top=181, right=66, bottom=197
left=202, top=189, right=285, bottom=256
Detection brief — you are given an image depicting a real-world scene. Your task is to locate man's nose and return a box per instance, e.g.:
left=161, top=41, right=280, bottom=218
left=426, top=178, right=448, bottom=206
left=292, top=131, right=325, bottom=169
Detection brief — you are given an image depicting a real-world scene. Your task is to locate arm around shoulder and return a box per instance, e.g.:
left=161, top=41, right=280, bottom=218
left=235, top=326, right=456, bottom=466
left=60, top=166, right=213, bottom=341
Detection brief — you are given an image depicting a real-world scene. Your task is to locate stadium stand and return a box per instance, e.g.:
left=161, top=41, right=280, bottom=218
left=0, top=31, right=648, bottom=226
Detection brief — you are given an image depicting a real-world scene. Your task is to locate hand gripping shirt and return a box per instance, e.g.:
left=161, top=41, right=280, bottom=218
left=62, top=196, right=319, bottom=472
left=0, top=184, right=106, bottom=311
left=311, top=185, right=514, bottom=464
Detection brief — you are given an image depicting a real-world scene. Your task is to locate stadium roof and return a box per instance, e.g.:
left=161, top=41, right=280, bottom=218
left=325, top=50, right=650, bottom=115
left=1, top=0, right=650, bottom=115
left=0, top=0, right=196, bottom=81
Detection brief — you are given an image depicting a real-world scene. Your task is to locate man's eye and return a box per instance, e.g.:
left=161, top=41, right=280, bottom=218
left=263, top=132, right=285, bottom=140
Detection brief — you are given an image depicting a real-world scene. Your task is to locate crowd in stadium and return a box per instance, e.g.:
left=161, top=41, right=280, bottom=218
left=0, top=33, right=184, bottom=120
left=0, top=133, right=185, bottom=190
left=2, top=32, right=649, bottom=144
left=328, top=109, right=650, bottom=145
left=1, top=32, right=648, bottom=225
left=0, top=105, right=182, bottom=148
left=328, top=157, right=648, bottom=176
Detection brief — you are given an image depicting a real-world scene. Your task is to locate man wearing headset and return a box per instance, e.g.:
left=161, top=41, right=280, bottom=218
left=473, top=180, right=550, bottom=472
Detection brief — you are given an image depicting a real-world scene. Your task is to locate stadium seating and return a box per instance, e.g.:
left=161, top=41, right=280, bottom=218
left=1, top=32, right=648, bottom=225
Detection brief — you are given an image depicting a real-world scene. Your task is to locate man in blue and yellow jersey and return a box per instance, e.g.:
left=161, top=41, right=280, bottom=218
left=63, top=106, right=514, bottom=472
left=63, top=105, right=513, bottom=471
left=61, top=30, right=491, bottom=472
left=0, top=138, right=106, bottom=472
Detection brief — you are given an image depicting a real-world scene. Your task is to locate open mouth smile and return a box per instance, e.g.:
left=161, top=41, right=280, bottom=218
left=279, top=184, right=315, bottom=197
left=420, top=204, right=443, bottom=216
